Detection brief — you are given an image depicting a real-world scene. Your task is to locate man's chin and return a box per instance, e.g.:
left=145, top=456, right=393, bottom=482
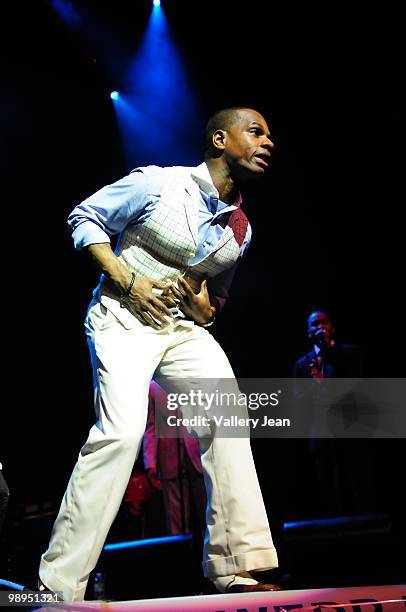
left=236, top=164, right=267, bottom=182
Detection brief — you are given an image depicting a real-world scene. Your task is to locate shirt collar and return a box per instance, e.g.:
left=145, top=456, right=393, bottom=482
left=191, top=162, right=242, bottom=207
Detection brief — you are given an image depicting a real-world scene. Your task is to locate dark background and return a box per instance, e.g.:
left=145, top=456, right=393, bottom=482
left=1, top=0, right=403, bottom=539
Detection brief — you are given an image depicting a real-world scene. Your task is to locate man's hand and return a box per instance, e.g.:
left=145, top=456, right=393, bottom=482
left=126, top=277, right=174, bottom=329
left=146, top=468, right=161, bottom=490
left=87, top=243, right=173, bottom=329
left=169, top=277, right=215, bottom=326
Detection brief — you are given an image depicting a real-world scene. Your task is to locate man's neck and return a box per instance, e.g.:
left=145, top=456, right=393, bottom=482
left=205, top=158, right=239, bottom=204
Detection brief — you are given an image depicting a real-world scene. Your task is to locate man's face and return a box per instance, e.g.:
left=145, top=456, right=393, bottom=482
left=307, top=311, right=335, bottom=343
left=223, top=109, right=274, bottom=180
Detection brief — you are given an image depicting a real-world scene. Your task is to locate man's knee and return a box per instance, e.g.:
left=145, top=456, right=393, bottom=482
left=85, top=425, right=145, bottom=456
left=114, top=429, right=145, bottom=453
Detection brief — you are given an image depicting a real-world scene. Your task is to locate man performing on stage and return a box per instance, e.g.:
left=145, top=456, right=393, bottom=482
left=39, top=107, right=279, bottom=601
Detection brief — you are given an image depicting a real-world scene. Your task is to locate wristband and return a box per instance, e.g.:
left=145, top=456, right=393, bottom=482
left=202, top=307, right=216, bottom=328
left=202, top=318, right=215, bottom=328
left=119, top=272, right=136, bottom=308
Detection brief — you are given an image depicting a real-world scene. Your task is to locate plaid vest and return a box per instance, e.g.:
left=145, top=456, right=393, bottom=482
left=99, top=165, right=249, bottom=327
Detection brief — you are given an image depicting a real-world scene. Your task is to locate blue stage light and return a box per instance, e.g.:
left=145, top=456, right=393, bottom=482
left=0, top=578, right=24, bottom=591
left=50, top=0, right=81, bottom=27
left=110, top=91, right=119, bottom=101
left=153, top=0, right=161, bottom=6
left=112, top=1, right=202, bottom=166
left=103, top=533, right=193, bottom=551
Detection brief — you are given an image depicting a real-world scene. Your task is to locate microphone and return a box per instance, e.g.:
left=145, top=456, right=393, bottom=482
left=314, top=328, right=328, bottom=349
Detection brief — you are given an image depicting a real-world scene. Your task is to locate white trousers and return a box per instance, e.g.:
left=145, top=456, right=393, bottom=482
left=39, top=301, right=277, bottom=602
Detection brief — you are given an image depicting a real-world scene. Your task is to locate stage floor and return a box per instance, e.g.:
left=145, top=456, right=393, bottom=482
left=37, top=584, right=406, bottom=611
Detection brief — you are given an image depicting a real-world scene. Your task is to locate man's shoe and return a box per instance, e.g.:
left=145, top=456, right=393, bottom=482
left=227, top=581, right=282, bottom=593
left=212, top=571, right=282, bottom=594
left=251, top=567, right=292, bottom=589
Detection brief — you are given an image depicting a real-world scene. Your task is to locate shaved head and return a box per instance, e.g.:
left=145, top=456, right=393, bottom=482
left=203, top=107, right=273, bottom=185
left=204, top=107, right=248, bottom=158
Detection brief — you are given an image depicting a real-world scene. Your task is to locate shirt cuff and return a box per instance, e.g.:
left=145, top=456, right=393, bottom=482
left=72, top=222, right=111, bottom=250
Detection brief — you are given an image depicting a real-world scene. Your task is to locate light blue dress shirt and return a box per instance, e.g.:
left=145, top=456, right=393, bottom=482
left=68, top=163, right=251, bottom=265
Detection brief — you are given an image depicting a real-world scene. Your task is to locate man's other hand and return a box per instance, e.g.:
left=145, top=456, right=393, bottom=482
left=170, top=277, right=215, bottom=326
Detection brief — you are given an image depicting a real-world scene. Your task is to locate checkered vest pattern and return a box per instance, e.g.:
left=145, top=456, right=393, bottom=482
left=106, top=165, right=249, bottom=289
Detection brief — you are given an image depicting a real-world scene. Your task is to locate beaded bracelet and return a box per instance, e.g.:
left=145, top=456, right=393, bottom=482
left=119, top=272, right=136, bottom=308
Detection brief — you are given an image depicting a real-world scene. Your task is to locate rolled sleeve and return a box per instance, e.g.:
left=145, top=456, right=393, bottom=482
left=69, top=220, right=110, bottom=250
left=68, top=169, right=149, bottom=250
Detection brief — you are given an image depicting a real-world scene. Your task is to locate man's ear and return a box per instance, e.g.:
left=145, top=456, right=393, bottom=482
left=212, top=129, right=227, bottom=151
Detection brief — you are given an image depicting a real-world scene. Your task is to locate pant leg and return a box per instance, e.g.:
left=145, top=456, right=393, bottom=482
left=40, top=303, right=171, bottom=602
left=156, top=323, right=278, bottom=579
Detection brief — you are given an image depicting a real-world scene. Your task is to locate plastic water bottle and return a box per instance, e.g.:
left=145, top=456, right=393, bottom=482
left=93, top=572, right=105, bottom=600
